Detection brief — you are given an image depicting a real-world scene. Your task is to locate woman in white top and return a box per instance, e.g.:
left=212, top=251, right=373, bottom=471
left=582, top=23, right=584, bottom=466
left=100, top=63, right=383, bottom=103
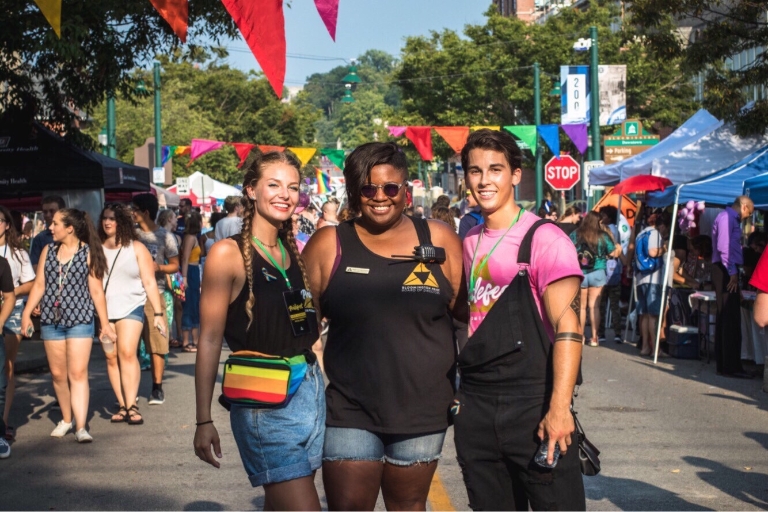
left=0, top=206, right=35, bottom=440
left=99, top=204, right=166, bottom=425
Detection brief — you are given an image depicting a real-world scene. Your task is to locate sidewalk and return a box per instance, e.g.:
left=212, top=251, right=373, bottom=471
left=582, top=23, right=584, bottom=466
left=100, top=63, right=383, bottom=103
left=14, top=335, right=48, bottom=374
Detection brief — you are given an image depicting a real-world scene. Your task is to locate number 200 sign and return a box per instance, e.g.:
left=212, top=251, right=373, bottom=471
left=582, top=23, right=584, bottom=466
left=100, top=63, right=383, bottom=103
left=561, top=65, right=589, bottom=125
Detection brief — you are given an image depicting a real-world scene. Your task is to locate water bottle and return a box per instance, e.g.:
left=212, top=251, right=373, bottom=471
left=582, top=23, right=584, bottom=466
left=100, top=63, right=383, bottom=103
left=534, top=439, right=561, bottom=468
left=101, top=334, right=115, bottom=355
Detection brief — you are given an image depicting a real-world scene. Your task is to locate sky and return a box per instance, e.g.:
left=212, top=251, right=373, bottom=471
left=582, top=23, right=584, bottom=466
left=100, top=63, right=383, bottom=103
left=214, top=1, right=492, bottom=86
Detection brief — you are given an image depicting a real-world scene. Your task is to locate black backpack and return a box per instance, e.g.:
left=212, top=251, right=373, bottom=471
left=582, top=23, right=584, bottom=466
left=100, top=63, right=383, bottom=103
left=576, top=241, right=596, bottom=271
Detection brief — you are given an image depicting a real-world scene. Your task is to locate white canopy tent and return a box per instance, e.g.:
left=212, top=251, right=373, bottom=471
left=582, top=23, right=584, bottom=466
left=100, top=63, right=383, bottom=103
left=589, top=109, right=723, bottom=186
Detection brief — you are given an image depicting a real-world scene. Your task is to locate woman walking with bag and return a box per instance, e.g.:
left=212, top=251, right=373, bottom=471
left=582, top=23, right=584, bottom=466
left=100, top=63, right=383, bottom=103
left=570, top=211, right=619, bottom=346
left=99, top=204, right=167, bottom=425
left=180, top=211, right=203, bottom=352
left=21, top=209, right=116, bottom=442
left=0, top=205, right=35, bottom=440
left=194, top=151, right=324, bottom=510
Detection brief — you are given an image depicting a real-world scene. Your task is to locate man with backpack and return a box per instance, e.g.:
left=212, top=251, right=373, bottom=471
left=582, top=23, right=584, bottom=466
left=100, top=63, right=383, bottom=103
left=634, top=213, right=670, bottom=356
left=459, top=191, right=483, bottom=240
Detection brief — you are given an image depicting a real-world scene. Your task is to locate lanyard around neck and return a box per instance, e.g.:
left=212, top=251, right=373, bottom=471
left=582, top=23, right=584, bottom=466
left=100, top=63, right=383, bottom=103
left=251, top=237, right=291, bottom=290
left=57, top=244, right=80, bottom=298
left=468, top=208, right=524, bottom=298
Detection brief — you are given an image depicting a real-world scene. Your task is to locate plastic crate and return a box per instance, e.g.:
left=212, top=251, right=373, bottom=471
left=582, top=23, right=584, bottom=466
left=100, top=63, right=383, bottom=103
left=667, top=325, right=699, bottom=359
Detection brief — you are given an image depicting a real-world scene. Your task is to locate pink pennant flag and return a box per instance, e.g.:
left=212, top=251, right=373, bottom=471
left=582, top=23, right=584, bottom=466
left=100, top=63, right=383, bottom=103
left=313, top=0, right=339, bottom=41
left=560, top=123, right=588, bottom=155
left=405, top=126, right=433, bottom=161
left=221, top=0, right=286, bottom=97
left=388, top=126, right=406, bottom=137
left=231, top=143, right=257, bottom=168
left=190, top=139, right=226, bottom=162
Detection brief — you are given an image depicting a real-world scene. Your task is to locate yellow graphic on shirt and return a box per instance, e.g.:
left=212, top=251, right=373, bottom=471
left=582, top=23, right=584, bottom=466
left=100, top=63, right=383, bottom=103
left=403, top=262, right=439, bottom=288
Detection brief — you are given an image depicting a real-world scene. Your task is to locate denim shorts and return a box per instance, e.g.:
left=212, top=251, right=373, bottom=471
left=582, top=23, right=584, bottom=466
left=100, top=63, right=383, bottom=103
left=580, top=268, right=607, bottom=289
left=636, top=283, right=663, bottom=316
left=230, top=362, right=325, bottom=487
left=323, top=427, right=446, bottom=466
left=3, top=303, right=24, bottom=336
left=110, top=303, right=145, bottom=324
left=41, top=320, right=95, bottom=341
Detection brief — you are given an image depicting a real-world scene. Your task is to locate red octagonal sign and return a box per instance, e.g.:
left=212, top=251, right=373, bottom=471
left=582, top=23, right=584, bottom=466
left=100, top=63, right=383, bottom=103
left=545, top=155, right=580, bottom=191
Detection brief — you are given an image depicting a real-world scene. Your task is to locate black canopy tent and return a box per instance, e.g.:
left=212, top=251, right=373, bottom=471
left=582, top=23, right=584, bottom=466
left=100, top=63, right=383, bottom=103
left=0, top=122, right=150, bottom=199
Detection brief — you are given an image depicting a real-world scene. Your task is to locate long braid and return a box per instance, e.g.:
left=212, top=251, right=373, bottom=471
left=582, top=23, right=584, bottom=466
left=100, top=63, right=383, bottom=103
left=239, top=196, right=257, bottom=331
left=281, top=219, right=312, bottom=297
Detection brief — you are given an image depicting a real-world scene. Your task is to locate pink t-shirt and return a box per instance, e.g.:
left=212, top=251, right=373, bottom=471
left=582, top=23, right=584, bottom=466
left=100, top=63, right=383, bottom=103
left=463, top=211, right=582, bottom=339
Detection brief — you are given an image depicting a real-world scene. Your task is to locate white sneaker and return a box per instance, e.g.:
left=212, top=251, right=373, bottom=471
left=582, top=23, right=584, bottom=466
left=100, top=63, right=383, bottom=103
left=0, top=437, right=10, bottom=458
left=75, top=428, right=93, bottom=443
left=50, top=420, right=73, bottom=438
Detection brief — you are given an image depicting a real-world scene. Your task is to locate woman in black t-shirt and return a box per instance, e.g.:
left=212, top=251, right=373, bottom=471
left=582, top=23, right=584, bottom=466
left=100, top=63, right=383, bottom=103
left=193, top=151, right=323, bottom=510
left=303, top=142, right=466, bottom=510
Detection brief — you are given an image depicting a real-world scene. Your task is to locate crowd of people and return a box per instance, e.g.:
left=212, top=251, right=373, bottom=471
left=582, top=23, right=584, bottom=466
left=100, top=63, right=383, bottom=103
left=0, top=127, right=765, bottom=512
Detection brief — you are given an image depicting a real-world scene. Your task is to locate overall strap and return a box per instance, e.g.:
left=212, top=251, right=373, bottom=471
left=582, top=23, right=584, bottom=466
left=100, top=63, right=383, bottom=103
left=517, top=219, right=555, bottom=265
left=411, top=217, right=433, bottom=246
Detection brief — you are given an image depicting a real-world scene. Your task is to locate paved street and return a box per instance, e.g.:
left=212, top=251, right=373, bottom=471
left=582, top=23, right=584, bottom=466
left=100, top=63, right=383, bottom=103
left=3, top=334, right=768, bottom=511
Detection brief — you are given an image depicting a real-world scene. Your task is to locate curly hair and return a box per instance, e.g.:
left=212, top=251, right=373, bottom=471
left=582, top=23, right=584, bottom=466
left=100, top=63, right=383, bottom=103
left=239, top=151, right=312, bottom=331
left=98, top=204, right=137, bottom=247
left=0, top=205, right=25, bottom=265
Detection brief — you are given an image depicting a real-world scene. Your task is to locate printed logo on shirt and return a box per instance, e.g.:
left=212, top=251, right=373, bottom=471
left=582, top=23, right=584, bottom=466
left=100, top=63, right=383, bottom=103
left=402, top=262, right=440, bottom=294
left=469, top=262, right=509, bottom=311
left=301, top=288, right=315, bottom=312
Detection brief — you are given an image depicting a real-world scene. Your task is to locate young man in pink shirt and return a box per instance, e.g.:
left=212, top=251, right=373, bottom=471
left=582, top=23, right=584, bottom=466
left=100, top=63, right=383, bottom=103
left=453, top=129, right=586, bottom=510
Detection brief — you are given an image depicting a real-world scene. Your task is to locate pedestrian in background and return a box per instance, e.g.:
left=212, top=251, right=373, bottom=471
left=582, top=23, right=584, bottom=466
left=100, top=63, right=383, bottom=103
left=634, top=213, right=670, bottom=356
left=598, top=206, right=625, bottom=343
left=711, top=196, right=754, bottom=378
left=200, top=212, right=225, bottom=271
left=22, top=209, right=116, bottom=442
left=0, top=205, right=35, bottom=440
left=157, top=209, right=184, bottom=351
left=194, top=151, right=323, bottom=510
left=175, top=198, right=192, bottom=238
left=431, top=205, right=457, bottom=232
left=131, top=194, right=178, bottom=405
left=29, top=195, right=65, bottom=268
left=459, top=191, right=482, bottom=240
left=0, top=257, right=16, bottom=458
left=180, top=211, right=203, bottom=352
left=99, top=204, right=166, bottom=425
left=557, top=206, right=581, bottom=236
left=317, top=198, right=340, bottom=229
left=214, top=196, right=243, bottom=242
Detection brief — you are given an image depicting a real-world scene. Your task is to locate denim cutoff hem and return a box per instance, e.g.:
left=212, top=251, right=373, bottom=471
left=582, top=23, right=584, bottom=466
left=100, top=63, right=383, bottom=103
left=3, top=303, right=24, bottom=336
left=230, top=361, right=325, bottom=487
left=110, top=303, right=145, bottom=324
left=323, top=427, right=446, bottom=466
left=41, top=320, right=95, bottom=341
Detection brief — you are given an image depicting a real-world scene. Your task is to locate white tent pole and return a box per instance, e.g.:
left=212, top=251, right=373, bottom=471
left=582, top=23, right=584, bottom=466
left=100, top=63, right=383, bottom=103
left=653, top=188, right=682, bottom=363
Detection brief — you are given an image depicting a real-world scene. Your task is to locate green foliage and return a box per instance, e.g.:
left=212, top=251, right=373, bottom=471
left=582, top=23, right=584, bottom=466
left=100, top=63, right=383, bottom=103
left=0, top=0, right=239, bottom=128
left=85, top=57, right=321, bottom=185
left=629, top=0, right=768, bottom=134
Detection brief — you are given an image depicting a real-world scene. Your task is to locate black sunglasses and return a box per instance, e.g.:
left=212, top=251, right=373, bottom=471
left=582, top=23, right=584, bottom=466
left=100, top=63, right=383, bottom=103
left=360, top=181, right=406, bottom=199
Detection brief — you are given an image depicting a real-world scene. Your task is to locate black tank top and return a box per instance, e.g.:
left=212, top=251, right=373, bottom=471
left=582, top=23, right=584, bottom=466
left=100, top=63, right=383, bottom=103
left=225, top=247, right=317, bottom=359
left=321, top=217, right=455, bottom=434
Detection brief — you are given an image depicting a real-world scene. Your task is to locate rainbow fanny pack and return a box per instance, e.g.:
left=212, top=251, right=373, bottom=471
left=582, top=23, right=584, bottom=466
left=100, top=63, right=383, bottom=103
left=221, top=351, right=307, bottom=409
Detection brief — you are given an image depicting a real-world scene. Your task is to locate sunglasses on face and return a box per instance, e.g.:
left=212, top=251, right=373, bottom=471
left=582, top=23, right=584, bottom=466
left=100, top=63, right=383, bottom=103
left=360, top=182, right=406, bottom=199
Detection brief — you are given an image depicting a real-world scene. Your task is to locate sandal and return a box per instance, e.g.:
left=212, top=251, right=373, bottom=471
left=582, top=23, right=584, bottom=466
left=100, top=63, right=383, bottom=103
left=183, top=343, right=198, bottom=353
left=5, top=425, right=15, bottom=440
left=127, top=405, right=144, bottom=425
left=111, top=406, right=128, bottom=423
left=170, top=339, right=183, bottom=349
left=588, top=339, right=599, bottom=347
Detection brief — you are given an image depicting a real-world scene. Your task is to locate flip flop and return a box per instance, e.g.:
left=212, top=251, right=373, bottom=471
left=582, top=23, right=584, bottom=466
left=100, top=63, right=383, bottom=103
left=183, top=344, right=198, bottom=353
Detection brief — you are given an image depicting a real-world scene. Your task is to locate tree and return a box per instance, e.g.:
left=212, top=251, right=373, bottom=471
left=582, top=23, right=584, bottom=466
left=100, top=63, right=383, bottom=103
left=0, top=0, right=238, bottom=130
left=629, top=0, right=768, bottom=134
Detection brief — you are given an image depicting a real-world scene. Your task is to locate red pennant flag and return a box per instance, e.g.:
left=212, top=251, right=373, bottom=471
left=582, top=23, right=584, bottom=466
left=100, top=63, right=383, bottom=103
left=405, top=126, right=433, bottom=161
left=148, top=0, right=188, bottom=42
left=232, top=143, right=257, bottom=168
left=258, top=145, right=286, bottom=154
left=313, top=0, right=339, bottom=41
left=221, top=0, right=286, bottom=97
left=434, top=126, right=469, bottom=154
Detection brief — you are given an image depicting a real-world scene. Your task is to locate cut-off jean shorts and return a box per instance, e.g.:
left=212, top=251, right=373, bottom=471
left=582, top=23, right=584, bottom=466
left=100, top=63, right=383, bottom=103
left=3, top=303, right=24, bottom=336
left=323, top=427, right=447, bottom=466
left=230, top=362, right=325, bottom=487
left=41, top=320, right=95, bottom=341
left=109, top=303, right=145, bottom=324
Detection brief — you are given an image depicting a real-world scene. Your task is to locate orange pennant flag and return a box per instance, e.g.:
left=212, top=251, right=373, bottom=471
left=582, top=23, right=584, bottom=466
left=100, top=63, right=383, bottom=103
left=231, top=143, right=257, bottom=168
left=258, top=145, right=285, bottom=154
left=434, top=127, right=470, bottom=154
left=33, top=0, right=61, bottom=37
left=148, top=0, right=189, bottom=42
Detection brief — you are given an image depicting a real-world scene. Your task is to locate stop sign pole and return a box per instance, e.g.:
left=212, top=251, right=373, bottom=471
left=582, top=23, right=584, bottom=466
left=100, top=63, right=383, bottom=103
left=544, top=155, right=581, bottom=191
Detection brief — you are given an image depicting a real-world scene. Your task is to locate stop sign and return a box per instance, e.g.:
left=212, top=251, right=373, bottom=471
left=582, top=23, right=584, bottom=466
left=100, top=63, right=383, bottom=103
left=545, top=155, right=580, bottom=190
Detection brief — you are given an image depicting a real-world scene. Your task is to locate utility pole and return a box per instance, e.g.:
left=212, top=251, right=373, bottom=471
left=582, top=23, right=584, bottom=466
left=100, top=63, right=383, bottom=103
left=534, top=62, right=543, bottom=209
left=153, top=62, right=162, bottom=173
left=106, top=92, right=116, bottom=159
left=589, top=26, right=600, bottom=162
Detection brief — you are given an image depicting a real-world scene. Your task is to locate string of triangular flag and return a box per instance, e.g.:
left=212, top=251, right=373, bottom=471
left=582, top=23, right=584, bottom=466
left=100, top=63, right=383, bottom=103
left=161, top=140, right=320, bottom=169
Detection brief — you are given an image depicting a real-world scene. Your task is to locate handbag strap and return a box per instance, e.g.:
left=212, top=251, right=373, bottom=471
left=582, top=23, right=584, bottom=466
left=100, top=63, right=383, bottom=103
left=103, top=246, right=123, bottom=292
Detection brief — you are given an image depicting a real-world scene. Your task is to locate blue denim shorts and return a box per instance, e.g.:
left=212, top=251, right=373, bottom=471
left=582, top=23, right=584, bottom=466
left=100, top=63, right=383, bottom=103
left=110, top=303, right=145, bottom=323
left=580, top=268, right=607, bottom=289
left=3, top=303, right=23, bottom=336
left=323, top=427, right=446, bottom=466
left=636, top=283, right=663, bottom=316
left=41, top=320, right=95, bottom=341
left=230, top=362, right=325, bottom=487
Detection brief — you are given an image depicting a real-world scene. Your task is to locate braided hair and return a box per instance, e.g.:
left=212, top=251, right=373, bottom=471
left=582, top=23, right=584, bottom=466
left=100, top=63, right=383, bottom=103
left=239, top=150, right=312, bottom=330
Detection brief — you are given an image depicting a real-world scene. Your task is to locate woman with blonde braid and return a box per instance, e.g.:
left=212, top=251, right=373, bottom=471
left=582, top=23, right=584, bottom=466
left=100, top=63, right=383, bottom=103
left=194, top=151, right=323, bottom=509
left=22, top=209, right=116, bottom=442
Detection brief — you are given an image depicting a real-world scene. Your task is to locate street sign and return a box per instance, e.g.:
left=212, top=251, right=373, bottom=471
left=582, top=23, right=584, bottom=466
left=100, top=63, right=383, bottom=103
left=603, top=119, right=659, bottom=164
left=545, top=155, right=580, bottom=190
left=176, top=177, right=189, bottom=195
left=153, top=167, right=165, bottom=185
left=583, top=160, right=604, bottom=192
